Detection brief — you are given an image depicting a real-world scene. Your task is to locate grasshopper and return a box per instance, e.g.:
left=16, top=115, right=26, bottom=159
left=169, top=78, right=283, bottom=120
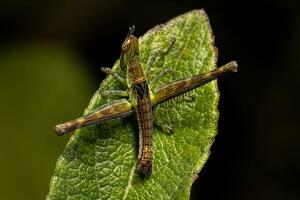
left=55, top=26, right=238, bottom=177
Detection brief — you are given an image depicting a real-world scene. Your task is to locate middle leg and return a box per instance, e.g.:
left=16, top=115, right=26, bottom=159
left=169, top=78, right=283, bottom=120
left=145, top=37, right=176, bottom=77
left=101, top=67, right=126, bottom=85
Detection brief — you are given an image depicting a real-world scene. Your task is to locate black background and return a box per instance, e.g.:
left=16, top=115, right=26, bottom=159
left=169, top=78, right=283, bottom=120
left=1, top=0, right=299, bottom=199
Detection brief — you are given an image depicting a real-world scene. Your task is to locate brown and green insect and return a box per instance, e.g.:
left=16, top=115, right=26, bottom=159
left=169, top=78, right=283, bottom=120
left=55, top=26, right=238, bottom=177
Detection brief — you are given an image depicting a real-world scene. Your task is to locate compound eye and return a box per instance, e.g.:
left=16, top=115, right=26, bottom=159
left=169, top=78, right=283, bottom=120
left=121, top=38, right=131, bottom=52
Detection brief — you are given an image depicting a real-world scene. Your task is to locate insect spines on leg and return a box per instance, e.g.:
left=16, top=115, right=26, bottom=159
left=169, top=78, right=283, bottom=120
left=54, top=99, right=134, bottom=136
left=152, top=61, right=238, bottom=105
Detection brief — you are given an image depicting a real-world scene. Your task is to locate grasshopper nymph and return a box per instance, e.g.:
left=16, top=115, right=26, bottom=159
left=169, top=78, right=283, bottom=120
left=121, top=26, right=154, bottom=175
left=55, top=26, right=238, bottom=177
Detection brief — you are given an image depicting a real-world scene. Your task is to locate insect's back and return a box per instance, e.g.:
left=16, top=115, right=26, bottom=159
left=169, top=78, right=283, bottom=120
left=122, top=33, right=154, bottom=176
left=133, top=80, right=153, bottom=176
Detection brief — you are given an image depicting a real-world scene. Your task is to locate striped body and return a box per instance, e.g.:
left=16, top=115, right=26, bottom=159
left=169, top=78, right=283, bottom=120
left=123, top=35, right=154, bottom=176
left=132, top=81, right=153, bottom=176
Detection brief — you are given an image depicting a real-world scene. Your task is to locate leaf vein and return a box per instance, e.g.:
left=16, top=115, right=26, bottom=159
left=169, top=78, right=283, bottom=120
left=121, top=161, right=136, bottom=200
left=94, top=142, right=102, bottom=200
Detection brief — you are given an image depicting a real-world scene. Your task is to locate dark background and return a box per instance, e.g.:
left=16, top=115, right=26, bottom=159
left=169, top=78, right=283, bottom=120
left=0, top=0, right=299, bottom=199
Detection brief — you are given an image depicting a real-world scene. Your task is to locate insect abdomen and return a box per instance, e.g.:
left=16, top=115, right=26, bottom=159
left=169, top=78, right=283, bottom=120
left=133, top=81, right=153, bottom=176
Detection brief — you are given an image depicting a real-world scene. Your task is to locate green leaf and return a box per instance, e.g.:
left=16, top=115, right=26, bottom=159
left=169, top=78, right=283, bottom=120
left=47, top=9, right=219, bottom=200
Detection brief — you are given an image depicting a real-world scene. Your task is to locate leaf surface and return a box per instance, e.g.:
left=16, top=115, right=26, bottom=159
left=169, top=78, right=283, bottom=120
left=47, top=10, right=219, bottom=200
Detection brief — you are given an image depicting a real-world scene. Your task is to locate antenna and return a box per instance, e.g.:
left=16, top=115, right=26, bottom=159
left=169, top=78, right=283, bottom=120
left=127, top=25, right=136, bottom=36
